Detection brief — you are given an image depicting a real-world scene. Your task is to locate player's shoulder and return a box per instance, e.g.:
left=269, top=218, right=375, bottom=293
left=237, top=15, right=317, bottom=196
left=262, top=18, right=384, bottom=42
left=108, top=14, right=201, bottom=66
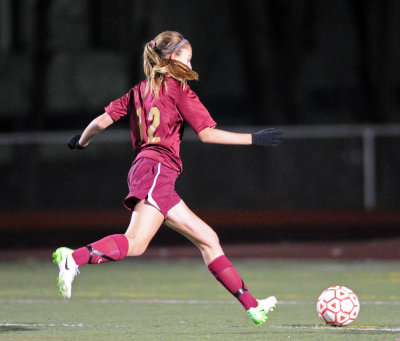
left=166, top=77, right=193, bottom=93
left=132, top=80, right=147, bottom=92
left=128, top=80, right=149, bottom=101
left=166, top=77, right=180, bottom=87
left=117, top=81, right=143, bottom=98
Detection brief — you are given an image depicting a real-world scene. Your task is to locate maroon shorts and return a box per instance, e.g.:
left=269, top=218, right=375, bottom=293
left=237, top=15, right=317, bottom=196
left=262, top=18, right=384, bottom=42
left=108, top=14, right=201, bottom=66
left=123, top=158, right=181, bottom=217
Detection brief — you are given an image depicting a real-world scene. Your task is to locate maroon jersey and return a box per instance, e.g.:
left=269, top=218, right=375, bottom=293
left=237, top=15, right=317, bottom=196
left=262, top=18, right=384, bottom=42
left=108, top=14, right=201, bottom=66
left=105, top=77, right=216, bottom=173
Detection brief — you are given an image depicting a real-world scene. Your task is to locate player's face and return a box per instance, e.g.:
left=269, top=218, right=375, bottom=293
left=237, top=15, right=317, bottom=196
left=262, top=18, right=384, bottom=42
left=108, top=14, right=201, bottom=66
left=173, top=46, right=192, bottom=70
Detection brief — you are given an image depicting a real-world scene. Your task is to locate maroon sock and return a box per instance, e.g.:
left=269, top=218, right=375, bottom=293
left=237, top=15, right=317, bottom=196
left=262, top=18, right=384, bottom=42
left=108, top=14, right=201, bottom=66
left=72, top=234, right=129, bottom=267
left=208, top=255, right=258, bottom=310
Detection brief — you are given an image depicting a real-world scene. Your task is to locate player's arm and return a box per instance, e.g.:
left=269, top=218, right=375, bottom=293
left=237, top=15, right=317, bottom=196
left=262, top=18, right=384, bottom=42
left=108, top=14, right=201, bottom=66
left=198, top=127, right=283, bottom=147
left=67, top=112, right=114, bottom=149
left=198, top=128, right=251, bottom=145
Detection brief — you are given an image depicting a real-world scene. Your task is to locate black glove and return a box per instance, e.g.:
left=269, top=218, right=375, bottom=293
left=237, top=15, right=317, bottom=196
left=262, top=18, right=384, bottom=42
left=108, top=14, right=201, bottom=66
left=67, top=134, right=86, bottom=149
left=251, top=128, right=283, bottom=147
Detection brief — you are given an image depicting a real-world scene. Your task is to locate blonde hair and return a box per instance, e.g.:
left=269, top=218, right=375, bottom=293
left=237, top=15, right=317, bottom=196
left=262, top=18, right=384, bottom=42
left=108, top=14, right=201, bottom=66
left=143, top=31, right=199, bottom=96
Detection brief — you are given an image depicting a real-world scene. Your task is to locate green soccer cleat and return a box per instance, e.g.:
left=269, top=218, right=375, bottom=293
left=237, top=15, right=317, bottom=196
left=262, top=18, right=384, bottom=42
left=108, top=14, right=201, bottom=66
left=247, top=296, right=278, bottom=325
left=52, top=247, right=79, bottom=299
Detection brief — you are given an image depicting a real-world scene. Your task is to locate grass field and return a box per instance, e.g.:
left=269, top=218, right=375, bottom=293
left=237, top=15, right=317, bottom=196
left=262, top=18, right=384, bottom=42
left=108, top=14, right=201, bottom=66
left=0, top=257, right=399, bottom=340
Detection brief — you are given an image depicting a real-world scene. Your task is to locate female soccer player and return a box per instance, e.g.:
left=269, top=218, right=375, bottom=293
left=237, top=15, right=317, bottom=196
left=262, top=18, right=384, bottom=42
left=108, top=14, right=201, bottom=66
left=53, top=31, right=283, bottom=325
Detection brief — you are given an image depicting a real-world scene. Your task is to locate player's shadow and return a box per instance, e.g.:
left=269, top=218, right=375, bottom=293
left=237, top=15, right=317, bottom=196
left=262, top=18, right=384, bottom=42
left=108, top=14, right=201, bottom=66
left=0, top=325, right=36, bottom=333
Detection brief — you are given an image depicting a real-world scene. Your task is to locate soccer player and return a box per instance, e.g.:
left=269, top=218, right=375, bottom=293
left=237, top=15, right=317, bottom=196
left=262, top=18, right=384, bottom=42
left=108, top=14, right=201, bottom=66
left=53, top=31, right=283, bottom=325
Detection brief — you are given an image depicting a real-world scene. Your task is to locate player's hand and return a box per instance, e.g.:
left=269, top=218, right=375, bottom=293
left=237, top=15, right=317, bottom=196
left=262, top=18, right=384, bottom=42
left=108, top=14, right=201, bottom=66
left=67, top=134, right=86, bottom=149
left=251, top=128, right=283, bottom=147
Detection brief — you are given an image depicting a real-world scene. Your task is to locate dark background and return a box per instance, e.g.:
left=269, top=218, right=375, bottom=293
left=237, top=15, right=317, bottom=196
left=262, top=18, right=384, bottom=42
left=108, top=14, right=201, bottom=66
left=1, top=0, right=399, bottom=129
left=0, top=0, right=399, bottom=252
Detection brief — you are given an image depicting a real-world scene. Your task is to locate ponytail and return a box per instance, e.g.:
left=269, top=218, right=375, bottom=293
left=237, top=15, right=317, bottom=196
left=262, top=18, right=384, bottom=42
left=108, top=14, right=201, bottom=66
left=143, top=31, right=199, bottom=96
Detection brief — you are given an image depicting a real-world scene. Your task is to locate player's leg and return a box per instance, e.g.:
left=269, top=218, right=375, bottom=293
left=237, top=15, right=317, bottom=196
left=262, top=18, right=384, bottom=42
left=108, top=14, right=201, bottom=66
left=165, top=200, right=223, bottom=264
left=165, top=201, right=256, bottom=309
left=53, top=199, right=164, bottom=298
left=124, top=200, right=165, bottom=256
left=62, top=200, right=163, bottom=266
left=165, top=201, right=277, bottom=324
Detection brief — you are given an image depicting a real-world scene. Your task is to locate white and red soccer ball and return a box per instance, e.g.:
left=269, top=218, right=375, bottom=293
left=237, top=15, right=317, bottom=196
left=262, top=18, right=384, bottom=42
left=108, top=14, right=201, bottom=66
left=317, top=286, right=360, bottom=326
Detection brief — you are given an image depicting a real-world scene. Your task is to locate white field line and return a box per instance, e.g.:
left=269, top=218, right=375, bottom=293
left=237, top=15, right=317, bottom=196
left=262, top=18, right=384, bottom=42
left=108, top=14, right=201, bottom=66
left=274, top=325, right=400, bottom=332
left=0, top=322, right=399, bottom=333
left=0, top=298, right=400, bottom=305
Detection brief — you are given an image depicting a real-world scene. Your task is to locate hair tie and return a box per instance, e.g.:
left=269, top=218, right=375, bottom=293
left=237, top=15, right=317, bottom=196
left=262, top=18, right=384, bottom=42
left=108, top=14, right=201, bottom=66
left=150, top=40, right=156, bottom=47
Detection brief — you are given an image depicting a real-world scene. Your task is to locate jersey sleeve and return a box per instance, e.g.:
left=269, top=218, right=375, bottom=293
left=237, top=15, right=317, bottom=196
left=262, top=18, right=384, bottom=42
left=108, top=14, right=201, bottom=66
left=104, top=89, right=132, bottom=122
left=176, top=85, right=217, bottom=134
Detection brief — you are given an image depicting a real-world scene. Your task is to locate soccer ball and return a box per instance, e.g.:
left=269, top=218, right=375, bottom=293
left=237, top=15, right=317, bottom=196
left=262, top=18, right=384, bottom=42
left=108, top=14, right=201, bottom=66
left=316, top=286, right=360, bottom=326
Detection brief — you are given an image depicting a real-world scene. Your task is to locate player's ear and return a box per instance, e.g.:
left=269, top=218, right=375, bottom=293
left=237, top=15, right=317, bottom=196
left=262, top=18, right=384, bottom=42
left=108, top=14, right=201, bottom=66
left=170, top=52, right=176, bottom=60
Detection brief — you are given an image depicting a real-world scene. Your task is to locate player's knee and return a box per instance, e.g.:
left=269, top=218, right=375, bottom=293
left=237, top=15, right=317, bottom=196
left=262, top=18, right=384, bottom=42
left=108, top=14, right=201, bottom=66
left=209, top=230, right=221, bottom=247
left=201, top=230, right=221, bottom=251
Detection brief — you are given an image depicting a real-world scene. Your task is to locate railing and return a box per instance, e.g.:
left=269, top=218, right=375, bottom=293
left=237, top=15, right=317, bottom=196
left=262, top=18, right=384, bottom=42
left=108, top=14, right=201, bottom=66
left=1, top=124, right=399, bottom=210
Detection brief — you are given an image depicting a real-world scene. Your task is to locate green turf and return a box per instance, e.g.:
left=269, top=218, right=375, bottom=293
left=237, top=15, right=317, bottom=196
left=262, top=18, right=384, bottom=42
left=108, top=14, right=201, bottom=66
left=0, top=257, right=399, bottom=340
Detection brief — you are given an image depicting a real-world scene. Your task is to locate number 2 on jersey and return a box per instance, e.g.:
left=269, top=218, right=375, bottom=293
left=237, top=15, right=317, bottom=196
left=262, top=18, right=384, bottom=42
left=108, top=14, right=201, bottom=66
left=136, top=107, right=161, bottom=143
